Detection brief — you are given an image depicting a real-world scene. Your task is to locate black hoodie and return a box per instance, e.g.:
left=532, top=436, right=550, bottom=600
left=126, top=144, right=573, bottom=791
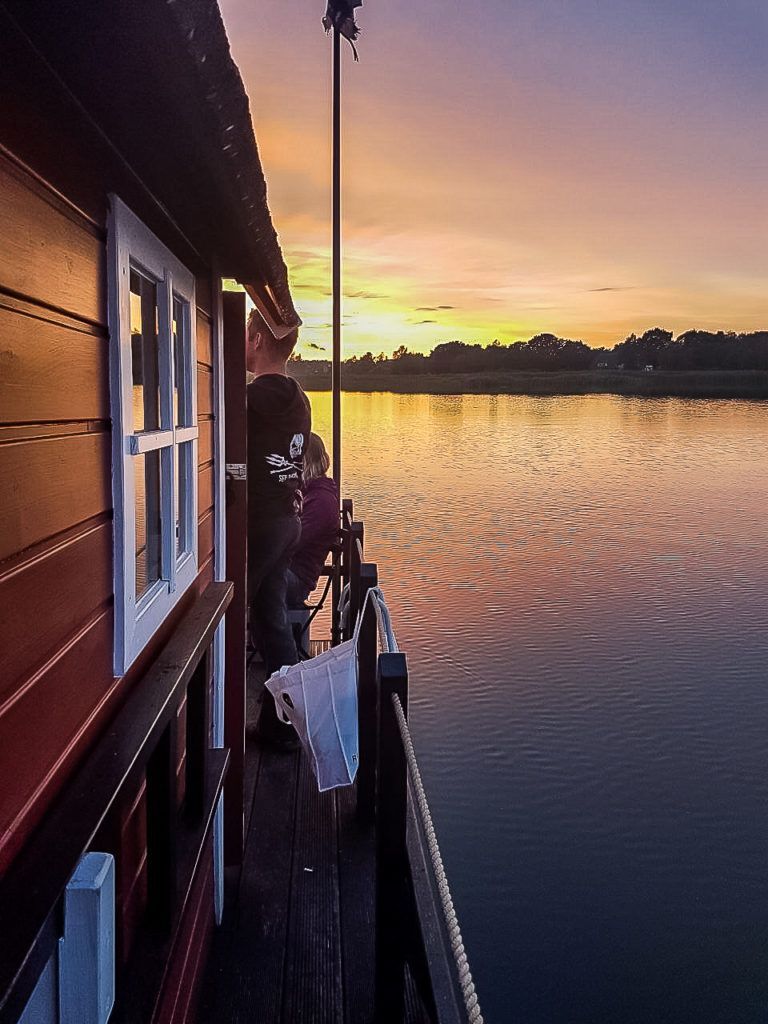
left=247, top=374, right=312, bottom=520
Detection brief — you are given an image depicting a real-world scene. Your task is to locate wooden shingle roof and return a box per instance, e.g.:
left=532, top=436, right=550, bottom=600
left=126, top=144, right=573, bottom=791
left=4, top=0, right=299, bottom=330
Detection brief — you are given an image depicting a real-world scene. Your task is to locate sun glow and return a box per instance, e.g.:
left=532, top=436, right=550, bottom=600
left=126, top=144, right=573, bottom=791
left=220, top=0, right=768, bottom=360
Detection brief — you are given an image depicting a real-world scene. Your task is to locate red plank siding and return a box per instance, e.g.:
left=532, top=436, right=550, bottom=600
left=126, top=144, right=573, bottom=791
left=0, top=12, right=210, bottom=281
left=197, top=510, right=214, bottom=569
left=0, top=609, right=119, bottom=873
left=121, top=853, right=149, bottom=964
left=0, top=25, right=223, bottom=1005
left=0, top=431, right=111, bottom=562
left=196, top=312, right=212, bottom=370
left=176, top=698, right=188, bottom=808
left=0, top=156, right=105, bottom=325
left=196, top=370, right=213, bottom=418
left=198, top=464, right=214, bottom=520
left=0, top=518, right=112, bottom=706
left=197, top=418, right=214, bottom=469
left=0, top=299, right=108, bottom=424
left=119, top=778, right=148, bottom=962
left=153, top=835, right=214, bottom=1024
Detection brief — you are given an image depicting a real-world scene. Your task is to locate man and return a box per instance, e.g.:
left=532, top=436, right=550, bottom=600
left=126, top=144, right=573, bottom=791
left=246, top=308, right=311, bottom=742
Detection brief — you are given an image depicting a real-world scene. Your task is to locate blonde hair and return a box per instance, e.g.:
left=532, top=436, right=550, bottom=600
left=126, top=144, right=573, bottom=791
left=303, top=432, right=330, bottom=482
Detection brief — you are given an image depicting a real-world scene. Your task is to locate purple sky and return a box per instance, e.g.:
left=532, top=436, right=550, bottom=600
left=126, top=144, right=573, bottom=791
left=220, top=0, right=768, bottom=355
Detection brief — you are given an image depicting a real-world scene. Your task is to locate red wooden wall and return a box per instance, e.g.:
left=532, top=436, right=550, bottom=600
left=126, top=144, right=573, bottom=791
left=0, top=13, right=220, bottom=1019
left=0, top=151, right=117, bottom=875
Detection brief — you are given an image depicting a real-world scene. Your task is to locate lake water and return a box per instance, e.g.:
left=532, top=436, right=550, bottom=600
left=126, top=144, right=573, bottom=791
left=311, top=392, right=768, bottom=1024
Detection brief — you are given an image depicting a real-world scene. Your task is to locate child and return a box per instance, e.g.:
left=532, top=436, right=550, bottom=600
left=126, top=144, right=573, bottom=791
left=287, top=433, right=339, bottom=607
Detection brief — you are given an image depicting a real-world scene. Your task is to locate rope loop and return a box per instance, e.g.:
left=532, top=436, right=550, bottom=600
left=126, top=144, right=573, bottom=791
left=391, top=693, right=484, bottom=1024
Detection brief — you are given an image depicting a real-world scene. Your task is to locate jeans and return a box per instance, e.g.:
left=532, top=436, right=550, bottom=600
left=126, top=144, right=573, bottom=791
left=248, top=515, right=302, bottom=677
left=286, top=568, right=312, bottom=609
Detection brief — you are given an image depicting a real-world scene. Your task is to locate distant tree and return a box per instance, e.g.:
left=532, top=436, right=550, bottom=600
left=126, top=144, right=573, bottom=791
left=292, top=327, right=768, bottom=383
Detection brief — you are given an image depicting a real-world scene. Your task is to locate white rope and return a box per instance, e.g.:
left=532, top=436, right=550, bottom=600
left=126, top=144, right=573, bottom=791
left=338, top=582, right=351, bottom=634
left=391, top=693, right=484, bottom=1024
left=369, top=589, right=398, bottom=654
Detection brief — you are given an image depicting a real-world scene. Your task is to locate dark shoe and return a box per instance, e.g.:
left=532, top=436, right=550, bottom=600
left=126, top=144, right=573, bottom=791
left=255, top=722, right=300, bottom=752
left=254, top=693, right=298, bottom=749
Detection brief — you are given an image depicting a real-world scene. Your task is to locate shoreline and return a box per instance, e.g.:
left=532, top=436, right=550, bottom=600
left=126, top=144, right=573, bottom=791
left=291, top=369, right=768, bottom=400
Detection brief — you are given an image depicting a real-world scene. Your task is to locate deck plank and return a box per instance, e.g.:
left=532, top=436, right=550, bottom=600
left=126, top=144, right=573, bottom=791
left=337, top=784, right=376, bottom=1024
left=280, top=756, right=343, bottom=1023
left=200, top=652, right=432, bottom=1024
left=200, top=744, right=300, bottom=1023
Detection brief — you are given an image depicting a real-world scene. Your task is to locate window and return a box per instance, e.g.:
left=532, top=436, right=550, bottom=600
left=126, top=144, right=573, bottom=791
left=108, top=197, right=198, bottom=673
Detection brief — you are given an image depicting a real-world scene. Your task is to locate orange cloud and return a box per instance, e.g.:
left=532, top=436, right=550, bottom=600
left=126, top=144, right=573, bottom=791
left=221, top=0, right=768, bottom=357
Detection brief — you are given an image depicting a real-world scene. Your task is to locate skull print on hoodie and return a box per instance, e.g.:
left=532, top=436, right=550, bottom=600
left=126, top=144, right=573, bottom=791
left=247, top=373, right=312, bottom=520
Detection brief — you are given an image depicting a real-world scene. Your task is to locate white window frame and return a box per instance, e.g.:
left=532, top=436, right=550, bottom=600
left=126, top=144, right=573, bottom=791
left=108, top=196, right=199, bottom=674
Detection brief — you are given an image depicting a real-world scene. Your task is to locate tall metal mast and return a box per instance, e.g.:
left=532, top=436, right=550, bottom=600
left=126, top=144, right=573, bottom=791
left=324, top=2, right=361, bottom=645
left=332, top=26, right=342, bottom=491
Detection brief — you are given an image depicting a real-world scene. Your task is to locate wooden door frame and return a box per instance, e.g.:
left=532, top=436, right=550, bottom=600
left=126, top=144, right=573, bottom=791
left=211, top=271, right=227, bottom=918
left=221, top=291, right=248, bottom=866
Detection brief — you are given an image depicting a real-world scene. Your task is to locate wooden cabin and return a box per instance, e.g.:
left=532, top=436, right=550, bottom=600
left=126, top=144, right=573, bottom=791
left=0, top=0, right=296, bottom=1019
left=0, top=3, right=482, bottom=1022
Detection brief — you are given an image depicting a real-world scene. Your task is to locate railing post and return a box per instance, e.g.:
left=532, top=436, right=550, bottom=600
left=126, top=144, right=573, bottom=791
left=356, top=561, right=378, bottom=824
left=345, top=521, right=364, bottom=642
left=185, top=646, right=211, bottom=821
left=146, top=721, right=178, bottom=931
left=374, top=651, right=409, bottom=1023
left=341, top=497, right=353, bottom=533
left=333, top=499, right=354, bottom=645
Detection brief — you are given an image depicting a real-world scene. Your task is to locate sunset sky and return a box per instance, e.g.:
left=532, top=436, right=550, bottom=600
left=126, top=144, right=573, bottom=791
left=219, top=0, right=767, bottom=358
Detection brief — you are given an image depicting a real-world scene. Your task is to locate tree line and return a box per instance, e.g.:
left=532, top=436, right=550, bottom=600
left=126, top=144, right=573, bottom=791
left=291, top=328, right=768, bottom=376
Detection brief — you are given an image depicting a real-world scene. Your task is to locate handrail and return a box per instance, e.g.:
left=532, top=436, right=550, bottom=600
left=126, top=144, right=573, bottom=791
left=0, top=581, right=232, bottom=1023
left=333, top=498, right=355, bottom=643
left=355, top=562, right=379, bottom=823
left=346, top=522, right=364, bottom=641
left=372, top=650, right=483, bottom=1024
left=351, top=582, right=482, bottom=1024
left=374, top=651, right=410, bottom=1023
left=391, top=693, right=484, bottom=1024
left=347, top=528, right=483, bottom=1022
left=341, top=496, right=354, bottom=534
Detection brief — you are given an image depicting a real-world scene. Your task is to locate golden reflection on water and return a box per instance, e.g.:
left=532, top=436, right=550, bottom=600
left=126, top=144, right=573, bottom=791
left=304, top=392, right=768, bottom=1023
left=307, top=391, right=767, bottom=629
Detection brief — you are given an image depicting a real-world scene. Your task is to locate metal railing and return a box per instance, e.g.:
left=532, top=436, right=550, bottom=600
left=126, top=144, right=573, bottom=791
left=340, top=505, right=483, bottom=1024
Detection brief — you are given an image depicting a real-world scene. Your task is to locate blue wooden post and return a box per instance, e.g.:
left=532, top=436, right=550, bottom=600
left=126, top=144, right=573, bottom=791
left=59, top=853, right=115, bottom=1024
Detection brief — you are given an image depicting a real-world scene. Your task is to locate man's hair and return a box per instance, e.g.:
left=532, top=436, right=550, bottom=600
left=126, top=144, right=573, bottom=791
left=247, top=308, right=299, bottom=360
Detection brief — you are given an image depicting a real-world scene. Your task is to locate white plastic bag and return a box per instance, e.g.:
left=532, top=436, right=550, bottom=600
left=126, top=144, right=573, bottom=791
left=266, top=640, right=359, bottom=790
left=264, top=588, right=395, bottom=791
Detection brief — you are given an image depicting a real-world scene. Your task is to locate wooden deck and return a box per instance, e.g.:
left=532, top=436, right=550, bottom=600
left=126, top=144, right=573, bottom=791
left=199, top=656, right=430, bottom=1024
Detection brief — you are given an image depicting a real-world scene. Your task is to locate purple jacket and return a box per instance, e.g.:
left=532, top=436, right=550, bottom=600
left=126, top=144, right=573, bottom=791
left=290, top=476, right=340, bottom=589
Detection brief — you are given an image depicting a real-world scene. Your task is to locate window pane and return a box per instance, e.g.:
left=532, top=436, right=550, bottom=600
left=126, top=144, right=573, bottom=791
left=130, top=268, right=160, bottom=432
left=135, top=450, right=162, bottom=599
left=173, top=295, right=191, bottom=427
left=176, top=441, right=193, bottom=557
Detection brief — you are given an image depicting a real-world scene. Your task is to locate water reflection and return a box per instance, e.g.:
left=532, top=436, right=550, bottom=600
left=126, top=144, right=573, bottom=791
left=309, top=392, right=768, bottom=1024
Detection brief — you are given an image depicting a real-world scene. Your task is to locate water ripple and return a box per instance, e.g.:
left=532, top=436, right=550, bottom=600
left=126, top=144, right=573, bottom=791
left=310, top=392, right=768, bottom=1023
